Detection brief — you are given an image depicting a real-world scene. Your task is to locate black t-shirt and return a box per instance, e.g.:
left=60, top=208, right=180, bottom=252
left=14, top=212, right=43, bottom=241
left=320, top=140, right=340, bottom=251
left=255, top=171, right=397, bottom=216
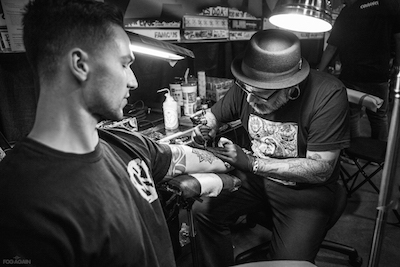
left=328, top=0, right=400, bottom=82
left=0, top=129, right=175, bottom=267
left=211, top=70, right=350, bottom=185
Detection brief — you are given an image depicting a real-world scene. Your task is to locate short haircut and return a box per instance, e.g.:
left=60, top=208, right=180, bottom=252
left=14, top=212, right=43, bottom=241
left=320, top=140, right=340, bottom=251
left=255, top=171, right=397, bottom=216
left=23, top=0, right=124, bottom=78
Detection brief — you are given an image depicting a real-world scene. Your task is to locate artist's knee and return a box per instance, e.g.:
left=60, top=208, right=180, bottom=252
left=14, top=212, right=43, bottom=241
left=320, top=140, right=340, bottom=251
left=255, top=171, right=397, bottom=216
left=191, top=199, right=210, bottom=220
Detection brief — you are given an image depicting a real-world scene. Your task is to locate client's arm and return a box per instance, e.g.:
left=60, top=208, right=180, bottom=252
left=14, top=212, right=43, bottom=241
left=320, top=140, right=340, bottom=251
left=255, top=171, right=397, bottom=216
left=165, top=145, right=232, bottom=177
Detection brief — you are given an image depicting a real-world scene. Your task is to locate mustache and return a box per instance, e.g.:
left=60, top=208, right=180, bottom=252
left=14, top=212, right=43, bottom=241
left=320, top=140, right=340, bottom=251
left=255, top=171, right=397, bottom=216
left=251, top=90, right=290, bottom=114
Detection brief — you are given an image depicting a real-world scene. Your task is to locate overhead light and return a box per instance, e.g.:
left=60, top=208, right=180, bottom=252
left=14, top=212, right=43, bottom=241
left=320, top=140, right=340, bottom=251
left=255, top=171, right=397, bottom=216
left=269, top=0, right=333, bottom=33
left=126, top=31, right=195, bottom=65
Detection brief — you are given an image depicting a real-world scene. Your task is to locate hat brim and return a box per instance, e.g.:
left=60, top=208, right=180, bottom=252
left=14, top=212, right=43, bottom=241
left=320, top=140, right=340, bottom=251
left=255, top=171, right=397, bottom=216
left=231, top=54, right=310, bottom=89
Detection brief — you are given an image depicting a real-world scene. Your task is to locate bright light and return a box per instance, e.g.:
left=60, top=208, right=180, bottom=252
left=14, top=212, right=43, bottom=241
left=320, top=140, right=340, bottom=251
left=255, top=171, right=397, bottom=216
left=269, top=14, right=332, bottom=33
left=129, top=44, right=184, bottom=61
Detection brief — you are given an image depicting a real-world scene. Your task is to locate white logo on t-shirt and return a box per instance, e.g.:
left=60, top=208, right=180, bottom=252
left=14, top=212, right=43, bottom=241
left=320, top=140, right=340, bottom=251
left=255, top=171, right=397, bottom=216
left=127, top=159, right=158, bottom=203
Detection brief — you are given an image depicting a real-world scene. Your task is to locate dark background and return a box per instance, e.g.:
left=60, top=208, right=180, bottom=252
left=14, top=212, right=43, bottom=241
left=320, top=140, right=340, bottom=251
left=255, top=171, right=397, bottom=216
left=0, top=0, right=325, bottom=144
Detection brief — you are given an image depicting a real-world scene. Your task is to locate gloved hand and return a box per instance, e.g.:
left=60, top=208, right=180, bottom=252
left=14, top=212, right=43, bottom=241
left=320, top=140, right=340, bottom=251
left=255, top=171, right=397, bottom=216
left=205, top=142, right=254, bottom=173
left=192, top=124, right=215, bottom=146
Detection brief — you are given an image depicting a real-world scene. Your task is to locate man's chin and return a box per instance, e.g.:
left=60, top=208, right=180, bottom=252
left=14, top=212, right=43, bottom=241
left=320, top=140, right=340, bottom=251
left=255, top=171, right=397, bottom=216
left=251, top=103, right=274, bottom=115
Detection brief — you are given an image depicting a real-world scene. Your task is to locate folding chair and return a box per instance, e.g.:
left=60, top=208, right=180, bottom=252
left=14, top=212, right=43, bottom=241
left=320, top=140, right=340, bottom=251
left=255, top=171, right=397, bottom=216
left=340, top=137, right=386, bottom=196
left=340, top=136, right=400, bottom=224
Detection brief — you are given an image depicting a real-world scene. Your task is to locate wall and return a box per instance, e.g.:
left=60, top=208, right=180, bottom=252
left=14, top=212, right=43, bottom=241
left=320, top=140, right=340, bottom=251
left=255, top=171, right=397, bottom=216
left=119, top=0, right=324, bottom=110
left=0, top=0, right=326, bottom=143
left=0, top=53, right=37, bottom=144
left=123, top=0, right=277, bottom=20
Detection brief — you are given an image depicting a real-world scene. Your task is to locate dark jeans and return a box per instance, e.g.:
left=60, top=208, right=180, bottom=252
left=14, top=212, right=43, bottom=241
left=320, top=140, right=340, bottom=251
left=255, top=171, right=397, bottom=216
left=192, top=170, right=339, bottom=267
left=343, top=81, right=390, bottom=141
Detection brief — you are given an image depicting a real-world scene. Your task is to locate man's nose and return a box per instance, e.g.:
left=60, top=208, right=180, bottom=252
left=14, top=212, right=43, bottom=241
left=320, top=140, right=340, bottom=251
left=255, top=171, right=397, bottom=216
left=128, top=69, right=138, bottom=90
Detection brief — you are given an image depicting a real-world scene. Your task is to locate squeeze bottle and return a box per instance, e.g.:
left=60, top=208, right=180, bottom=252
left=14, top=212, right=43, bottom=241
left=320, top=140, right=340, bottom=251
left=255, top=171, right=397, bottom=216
left=157, top=88, right=179, bottom=131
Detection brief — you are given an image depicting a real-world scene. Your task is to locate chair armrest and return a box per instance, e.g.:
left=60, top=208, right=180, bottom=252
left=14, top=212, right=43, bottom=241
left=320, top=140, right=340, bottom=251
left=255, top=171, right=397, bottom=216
left=159, top=173, right=241, bottom=199
left=346, top=88, right=383, bottom=112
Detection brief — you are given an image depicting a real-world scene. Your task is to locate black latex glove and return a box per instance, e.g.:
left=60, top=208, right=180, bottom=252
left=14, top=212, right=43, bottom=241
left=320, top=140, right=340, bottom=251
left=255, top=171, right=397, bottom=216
left=192, top=124, right=214, bottom=146
left=206, top=143, right=253, bottom=173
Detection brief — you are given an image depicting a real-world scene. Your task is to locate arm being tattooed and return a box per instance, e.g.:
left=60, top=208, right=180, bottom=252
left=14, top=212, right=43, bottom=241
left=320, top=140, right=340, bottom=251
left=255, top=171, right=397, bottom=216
left=166, top=145, right=233, bottom=177
left=255, top=149, right=341, bottom=184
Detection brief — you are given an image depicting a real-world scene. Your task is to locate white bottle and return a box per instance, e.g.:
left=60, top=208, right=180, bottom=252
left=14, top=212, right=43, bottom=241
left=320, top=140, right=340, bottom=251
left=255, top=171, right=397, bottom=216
left=157, top=88, right=179, bottom=131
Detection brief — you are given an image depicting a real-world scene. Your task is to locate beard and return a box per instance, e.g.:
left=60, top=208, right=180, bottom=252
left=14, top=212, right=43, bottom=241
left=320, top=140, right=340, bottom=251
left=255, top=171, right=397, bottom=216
left=249, top=89, right=290, bottom=115
left=90, top=98, right=126, bottom=123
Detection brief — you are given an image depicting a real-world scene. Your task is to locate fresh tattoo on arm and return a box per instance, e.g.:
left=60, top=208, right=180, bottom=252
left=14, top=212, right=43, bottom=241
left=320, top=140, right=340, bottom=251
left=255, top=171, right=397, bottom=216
left=167, top=146, right=222, bottom=177
left=167, top=145, right=186, bottom=176
left=192, top=148, right=219, bottom=164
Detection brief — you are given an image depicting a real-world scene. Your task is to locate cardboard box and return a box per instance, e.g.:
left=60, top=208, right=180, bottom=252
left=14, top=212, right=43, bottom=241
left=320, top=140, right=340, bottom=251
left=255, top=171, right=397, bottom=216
left=229, top=18, right=261, bottom=31
left=125, top=18, right=181, bottom=41
left=182, top=29, right=229, bottom=41
left=199, top=6, right=229, bottom=17
left=1, top=0, right=29, bottom=52
left=206, top=77, right=233, bottom=102
left=229, top=30, right=256, bottom=40
left=124, top=18, right=181, bottom=28
left=182, top=15, right=228, bottom=29
left=126, top=28, right=180, bottom=41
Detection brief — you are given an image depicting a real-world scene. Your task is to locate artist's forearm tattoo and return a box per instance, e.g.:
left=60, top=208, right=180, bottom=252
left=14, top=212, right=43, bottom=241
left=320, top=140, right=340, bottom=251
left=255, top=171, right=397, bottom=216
left=257, top=153, right=336, bottom=184
left=192, top=148, right=219, bottom=164
left=167, top=146, right=186, bottom=176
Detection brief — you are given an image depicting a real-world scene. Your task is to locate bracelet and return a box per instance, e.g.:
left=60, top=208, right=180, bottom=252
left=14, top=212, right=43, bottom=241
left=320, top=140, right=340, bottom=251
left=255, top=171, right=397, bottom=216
left=252, top=157, right=259, bottom=174
left=224, top=161, right=231, bottom=169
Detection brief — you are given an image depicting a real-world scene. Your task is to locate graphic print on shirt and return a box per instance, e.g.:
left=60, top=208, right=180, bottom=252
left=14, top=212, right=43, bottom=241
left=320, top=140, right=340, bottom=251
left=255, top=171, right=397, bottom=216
left=127, top=159, right=158, bottom=203
left=248, top=114, right=298, bottom=158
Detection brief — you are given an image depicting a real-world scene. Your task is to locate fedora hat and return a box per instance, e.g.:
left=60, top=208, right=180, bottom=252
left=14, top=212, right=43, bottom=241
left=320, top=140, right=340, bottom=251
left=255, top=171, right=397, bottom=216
left=231, top=29, right=310, bottom=89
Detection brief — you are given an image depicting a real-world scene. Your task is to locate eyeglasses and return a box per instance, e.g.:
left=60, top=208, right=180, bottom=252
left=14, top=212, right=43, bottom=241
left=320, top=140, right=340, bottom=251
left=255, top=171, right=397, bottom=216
left=235, top=80, right=279, bottom=102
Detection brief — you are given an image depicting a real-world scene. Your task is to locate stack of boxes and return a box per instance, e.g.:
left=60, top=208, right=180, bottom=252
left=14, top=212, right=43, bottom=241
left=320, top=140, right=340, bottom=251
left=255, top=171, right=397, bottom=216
left=124, top=6, right=262, bottom=42
left=206, top=77, right=234, bottom=103
left=125, top=19, right=181, bottom=41
left=181, top=14, right=229, bottom=41
left=181, top=6, right=229, bottom=41
left=0, top=0, right=28, bottom=52
left=228, top=8, right=262, bottom=41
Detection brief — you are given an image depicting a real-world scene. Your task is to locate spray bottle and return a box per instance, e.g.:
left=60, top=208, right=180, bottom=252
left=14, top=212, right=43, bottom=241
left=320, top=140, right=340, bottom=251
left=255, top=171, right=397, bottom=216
left=157, top=88, right=179, bottom=131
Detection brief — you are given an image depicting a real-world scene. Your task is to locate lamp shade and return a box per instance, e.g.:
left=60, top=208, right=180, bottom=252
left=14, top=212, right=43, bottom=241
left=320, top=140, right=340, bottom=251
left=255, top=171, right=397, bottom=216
left=126, top=31, right=195, bottom=61
left=269, top=0, right=333, bottom=33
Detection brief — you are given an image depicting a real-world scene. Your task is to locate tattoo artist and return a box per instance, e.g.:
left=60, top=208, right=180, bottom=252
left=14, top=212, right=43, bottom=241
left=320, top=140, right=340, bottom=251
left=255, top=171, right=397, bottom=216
left=191, top=29, right=350, bottom=267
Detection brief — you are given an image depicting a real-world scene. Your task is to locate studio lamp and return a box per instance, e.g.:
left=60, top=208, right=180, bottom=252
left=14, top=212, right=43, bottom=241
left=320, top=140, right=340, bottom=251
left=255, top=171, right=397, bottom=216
left=126, top=31, right=194, bottom=65
left=269, top=0, right=333, bottom=33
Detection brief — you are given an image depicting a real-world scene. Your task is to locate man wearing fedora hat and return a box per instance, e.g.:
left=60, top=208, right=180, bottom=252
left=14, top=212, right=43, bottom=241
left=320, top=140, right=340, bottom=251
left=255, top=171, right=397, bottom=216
left=191, top=29, right=350, bottom=266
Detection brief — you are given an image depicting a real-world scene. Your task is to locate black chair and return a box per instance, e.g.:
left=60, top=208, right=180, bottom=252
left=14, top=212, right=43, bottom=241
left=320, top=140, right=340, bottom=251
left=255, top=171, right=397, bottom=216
left=234, top=184, right=363, bottom=267
left=340, top=136, right=400, bottom=225
left=159, top=174, right=324, bottom=267
left=158, top=173, right=242, bottom=267
left=340, top=137, right=386, bottom=197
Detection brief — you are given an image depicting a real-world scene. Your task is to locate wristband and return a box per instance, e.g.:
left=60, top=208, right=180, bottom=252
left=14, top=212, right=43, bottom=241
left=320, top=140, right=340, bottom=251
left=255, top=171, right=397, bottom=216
left=252, top=157, right=259, bottom=174
left=247, top=155, right=259, bottom=174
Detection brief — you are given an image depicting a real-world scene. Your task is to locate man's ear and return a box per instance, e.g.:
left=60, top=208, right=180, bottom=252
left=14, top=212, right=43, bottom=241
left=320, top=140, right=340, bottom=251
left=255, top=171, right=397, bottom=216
left=69, top=49, right=89, bottom=82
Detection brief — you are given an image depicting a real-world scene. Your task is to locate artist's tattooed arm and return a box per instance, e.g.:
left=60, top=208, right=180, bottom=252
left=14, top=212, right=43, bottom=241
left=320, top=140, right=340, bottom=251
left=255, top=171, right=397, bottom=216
left=166, top=145, right=233, bottom=177
left=255, top=150, right=341, bottom=184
